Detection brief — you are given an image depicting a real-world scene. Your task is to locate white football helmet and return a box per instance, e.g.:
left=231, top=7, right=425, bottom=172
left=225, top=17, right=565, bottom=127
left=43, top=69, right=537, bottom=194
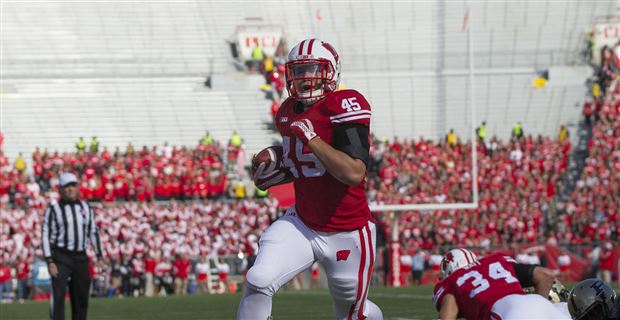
left=285, top=38, right=341, bottom=106
left=439, top=248, right=478, bottom=279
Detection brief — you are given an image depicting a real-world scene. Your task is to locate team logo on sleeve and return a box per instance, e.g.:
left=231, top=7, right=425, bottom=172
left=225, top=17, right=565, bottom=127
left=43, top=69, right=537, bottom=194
left=336, top=250, right=351, bottom=261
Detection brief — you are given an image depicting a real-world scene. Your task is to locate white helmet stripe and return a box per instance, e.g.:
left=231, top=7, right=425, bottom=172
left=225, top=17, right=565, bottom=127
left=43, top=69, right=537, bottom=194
left=469, top=251, right=476, bottom=263
left=458, top=248, right=471, bottom=264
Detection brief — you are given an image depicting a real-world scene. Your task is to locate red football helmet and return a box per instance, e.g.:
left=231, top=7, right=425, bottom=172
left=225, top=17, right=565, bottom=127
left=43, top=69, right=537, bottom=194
left=285, top=38, right=341, bottom=106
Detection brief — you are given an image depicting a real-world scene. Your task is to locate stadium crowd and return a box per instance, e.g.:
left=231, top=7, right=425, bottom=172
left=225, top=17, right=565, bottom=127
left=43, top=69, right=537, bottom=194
left=2, top=141, right=231, bottom=206
left=564, top=98, right=619, bottom=243
left=1, top=122, right=615, bottom=301
left=368, top=132, right=572, bottom=249
left=1, top=47, right=619, bottom=303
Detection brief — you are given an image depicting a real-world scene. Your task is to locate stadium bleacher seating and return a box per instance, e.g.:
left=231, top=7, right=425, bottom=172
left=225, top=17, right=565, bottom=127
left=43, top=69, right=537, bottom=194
left=1, top=0, right=617, bottom=302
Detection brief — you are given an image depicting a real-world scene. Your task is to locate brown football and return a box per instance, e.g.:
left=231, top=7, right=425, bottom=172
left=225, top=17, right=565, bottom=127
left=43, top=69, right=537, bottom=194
left=252, top=145, right=284, bottom=175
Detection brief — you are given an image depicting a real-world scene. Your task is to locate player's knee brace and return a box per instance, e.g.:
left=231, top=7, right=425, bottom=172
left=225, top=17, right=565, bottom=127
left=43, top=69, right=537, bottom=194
left=245, top=266, right=278, bottom=296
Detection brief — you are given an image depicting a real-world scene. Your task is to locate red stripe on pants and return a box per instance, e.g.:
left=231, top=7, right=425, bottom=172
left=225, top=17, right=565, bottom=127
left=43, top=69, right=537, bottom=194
left=357, top=224, right=374, bottom=320
left=348, top=228, right=367, bottom=320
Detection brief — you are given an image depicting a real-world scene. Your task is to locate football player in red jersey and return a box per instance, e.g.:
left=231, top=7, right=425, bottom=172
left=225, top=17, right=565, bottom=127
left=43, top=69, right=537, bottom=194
left=433, top=249, right=570, bottom=320
left=237, top=39, right=383, bottom=320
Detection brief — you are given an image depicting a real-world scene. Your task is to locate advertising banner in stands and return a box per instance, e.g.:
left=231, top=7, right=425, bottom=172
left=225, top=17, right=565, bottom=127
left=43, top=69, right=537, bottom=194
left=593, top=22, right=620, bottom=64
left=540, top=245, right=589, bottom=283
left=236, top=26, right=283, bottom=60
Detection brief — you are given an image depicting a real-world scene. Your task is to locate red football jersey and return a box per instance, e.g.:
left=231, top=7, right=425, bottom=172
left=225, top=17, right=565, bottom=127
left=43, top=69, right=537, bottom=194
left=275, top=89, right=371, bottom=232
left=432, top=253, right=526, bottom=320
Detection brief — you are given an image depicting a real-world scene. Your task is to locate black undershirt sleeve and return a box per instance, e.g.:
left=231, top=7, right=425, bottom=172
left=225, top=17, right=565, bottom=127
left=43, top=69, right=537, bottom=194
left=514, top=263, right=537, bottom=288
left=333, top=124, right=370, bottom=168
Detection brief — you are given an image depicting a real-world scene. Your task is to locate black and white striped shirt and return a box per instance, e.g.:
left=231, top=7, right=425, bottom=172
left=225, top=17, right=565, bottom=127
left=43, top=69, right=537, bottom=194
left=41, top=200, right=103, bottom=260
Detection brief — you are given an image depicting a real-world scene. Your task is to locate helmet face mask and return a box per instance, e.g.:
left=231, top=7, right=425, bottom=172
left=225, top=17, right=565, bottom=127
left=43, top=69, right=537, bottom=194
left=285, top=39, right=341, bottom=106
left=574, top=302, right=607, bottom=320
left=285, top=59, right=335, bottom=105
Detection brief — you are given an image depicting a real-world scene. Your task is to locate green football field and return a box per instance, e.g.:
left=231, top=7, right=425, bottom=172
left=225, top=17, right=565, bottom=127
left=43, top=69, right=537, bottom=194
left=0, top=286, right=436, bottom=320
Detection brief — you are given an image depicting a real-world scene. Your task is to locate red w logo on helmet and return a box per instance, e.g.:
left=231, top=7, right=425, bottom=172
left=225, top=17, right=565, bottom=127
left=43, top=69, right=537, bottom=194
left=445, top=252, right=455, bottom=263
left=336, top=250, right=351, bottom=262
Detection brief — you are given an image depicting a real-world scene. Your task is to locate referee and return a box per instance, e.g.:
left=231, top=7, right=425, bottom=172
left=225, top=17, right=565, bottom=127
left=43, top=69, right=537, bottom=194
left=42, top=172, right=104, bottom=320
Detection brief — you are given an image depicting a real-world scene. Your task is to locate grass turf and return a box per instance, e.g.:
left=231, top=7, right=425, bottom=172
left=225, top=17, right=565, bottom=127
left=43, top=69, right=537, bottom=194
left=0, top=285, right=437, bottom=320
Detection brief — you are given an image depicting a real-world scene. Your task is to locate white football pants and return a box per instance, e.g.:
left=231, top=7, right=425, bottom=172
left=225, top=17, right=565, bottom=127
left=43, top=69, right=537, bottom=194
left=490, top=294, right=571, bottom=319
left=237, top=206, right=383, bottom=320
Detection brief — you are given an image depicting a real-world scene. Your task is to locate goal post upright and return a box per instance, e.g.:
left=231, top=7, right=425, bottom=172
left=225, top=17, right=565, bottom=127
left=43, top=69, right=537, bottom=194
left=369, top=8, right=478, bottom=287
left=369, top=8, right=478, bottom=214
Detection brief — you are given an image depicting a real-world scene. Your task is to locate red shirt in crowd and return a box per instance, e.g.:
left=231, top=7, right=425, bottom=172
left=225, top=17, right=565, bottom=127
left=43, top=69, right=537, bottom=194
left=0, top=265, right=11, bottom=283
left=173, top=258, right=191, bottom=279
left=17, top=261, right=29, bottom=280
left=600, top=250, right=614, bottom=271
left=144, top=258, right=157, bottom=273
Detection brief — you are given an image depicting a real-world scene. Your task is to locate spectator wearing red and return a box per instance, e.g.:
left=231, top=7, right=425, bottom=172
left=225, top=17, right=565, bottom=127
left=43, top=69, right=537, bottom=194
left=270, top=100, right=281, bottom=123
left=599, top=242, right=614, bottom=284
left=0, top=261, right=12, bottom=303
left=16, top=257, right=29, bottom=302
left=173, top=253, right=191, bottom=295
left=130, top=255, right=145, bottom=296
left=154, top=258, right=172, bottom=296
left=557, top=253, right=571, bottom=282
left=217, top=258, right=230, bottom=294
left=144, top=253, right=157, bottom=297
left=195, top=256, right=210, bottom=295
left=269, top=67, right=285, bottom=99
